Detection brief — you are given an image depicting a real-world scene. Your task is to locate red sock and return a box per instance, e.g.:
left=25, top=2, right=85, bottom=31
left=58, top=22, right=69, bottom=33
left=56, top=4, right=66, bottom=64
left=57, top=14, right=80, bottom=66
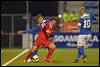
left=25, top=50, right=32, bottom=60
left=46, top=49, right=55, bottom=58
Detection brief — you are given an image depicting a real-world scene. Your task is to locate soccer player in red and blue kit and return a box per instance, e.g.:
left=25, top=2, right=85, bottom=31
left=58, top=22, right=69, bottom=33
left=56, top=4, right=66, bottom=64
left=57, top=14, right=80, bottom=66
left=18, top=14, right=46, bottom=62
left=18, top=14, right=62, bottom=62
left=73, top=7, right=96, bottom=63
left=23, top=17, right=58, bottom=62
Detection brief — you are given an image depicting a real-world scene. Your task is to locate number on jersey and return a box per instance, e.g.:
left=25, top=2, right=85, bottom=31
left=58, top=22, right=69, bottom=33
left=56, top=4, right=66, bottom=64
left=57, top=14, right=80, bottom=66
left=83, top=19, right=90, bottom=28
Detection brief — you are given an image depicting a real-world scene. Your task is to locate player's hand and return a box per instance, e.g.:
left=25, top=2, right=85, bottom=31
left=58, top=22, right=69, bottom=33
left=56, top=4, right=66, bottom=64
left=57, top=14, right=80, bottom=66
left=59, top=23, right=64, bottom=27
left=41, top=23, right=46, bottom=28
left=17, top=30, right=24, bottom=34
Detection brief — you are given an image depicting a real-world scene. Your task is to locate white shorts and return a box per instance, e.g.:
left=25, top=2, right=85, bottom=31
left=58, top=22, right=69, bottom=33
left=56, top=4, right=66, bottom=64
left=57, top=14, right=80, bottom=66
left=77, top=34, right=92, bottom=47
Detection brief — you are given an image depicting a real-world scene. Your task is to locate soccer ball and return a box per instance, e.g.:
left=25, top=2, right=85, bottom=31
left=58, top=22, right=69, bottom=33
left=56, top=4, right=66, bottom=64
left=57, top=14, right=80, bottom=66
left=32, top=55, right=39, bottom=62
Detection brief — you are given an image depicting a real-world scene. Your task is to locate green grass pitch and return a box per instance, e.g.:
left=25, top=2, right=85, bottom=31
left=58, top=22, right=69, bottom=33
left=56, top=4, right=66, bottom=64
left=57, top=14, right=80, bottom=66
left=1, top=48, right=99, bottom=66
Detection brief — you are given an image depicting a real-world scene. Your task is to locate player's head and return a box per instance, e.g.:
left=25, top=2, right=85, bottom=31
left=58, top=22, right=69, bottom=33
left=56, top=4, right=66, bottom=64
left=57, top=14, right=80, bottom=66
left=50, top=17, right=57, bottom=26
left=34, top=13, right=44, bottom=23
left=79, top=7, right=86, bottom=16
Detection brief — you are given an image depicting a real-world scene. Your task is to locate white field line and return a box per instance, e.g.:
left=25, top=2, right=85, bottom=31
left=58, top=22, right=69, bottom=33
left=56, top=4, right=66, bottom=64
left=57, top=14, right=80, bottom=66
left=2, top=49, right=29, bottom=66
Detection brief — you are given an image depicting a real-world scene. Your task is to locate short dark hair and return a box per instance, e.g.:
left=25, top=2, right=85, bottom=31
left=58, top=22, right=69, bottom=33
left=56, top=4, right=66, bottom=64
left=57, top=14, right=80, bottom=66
left=80, top=7, right=86, bottom=12
left=50, top=17, right=57, bottom=21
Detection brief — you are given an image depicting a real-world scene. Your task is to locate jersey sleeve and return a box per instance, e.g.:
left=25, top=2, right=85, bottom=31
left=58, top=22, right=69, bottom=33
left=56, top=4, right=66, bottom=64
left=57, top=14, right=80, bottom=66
left=90, top=14, right=96, bottom=20
left=77, top=18, right=82, bottom=26
left=23, top=24, right=42, bottom=33
left=49, top=31, right=58, bottom=37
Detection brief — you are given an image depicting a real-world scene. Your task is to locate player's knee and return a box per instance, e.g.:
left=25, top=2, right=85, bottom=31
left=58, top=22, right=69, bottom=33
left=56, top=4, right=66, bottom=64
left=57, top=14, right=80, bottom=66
left=49, top=42, right=56, bottom=49
left=51, top=43, right=56, bottom=49
left=51, top=44, right=56, bottom=49
left=32, top=46, right=37, bottom=50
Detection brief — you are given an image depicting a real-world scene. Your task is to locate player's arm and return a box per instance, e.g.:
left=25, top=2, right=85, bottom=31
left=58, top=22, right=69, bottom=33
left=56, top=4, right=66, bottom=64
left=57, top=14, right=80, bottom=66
left=45, top=29, right=59, bottom=37
left=49, top=31, right=59, bottom=37
left=45, top=30, right=55, bottom=38
left=17, top=29, right=36, bottom=34
left=90, top=14, right=97, bottom=24
left=49, top=23, right=63, bottom=37
left=41, top=23, right=46, bottom=28
left=17, top=23, right=42, bottom=34
left=46, top=23, right=63, bottom=37
left=23, top=28, right=37, bottom=33
left=91, top=14, right=96, bottom=20
left=24, top=24, right=41, bottom=33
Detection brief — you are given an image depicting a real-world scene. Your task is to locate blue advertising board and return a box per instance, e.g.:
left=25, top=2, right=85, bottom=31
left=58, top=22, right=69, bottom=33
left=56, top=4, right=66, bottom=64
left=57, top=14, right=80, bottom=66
left=33, top=32, right=99, bottom=48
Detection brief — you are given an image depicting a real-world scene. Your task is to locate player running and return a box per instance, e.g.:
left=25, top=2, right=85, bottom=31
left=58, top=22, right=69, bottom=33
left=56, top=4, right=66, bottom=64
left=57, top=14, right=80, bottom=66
left=18, top=14, right=62, bottom=62
left=24, top=17, right=57, bottom=62
left=72, top=7, right=96, bottom=63
left=18, top=14, right=46, bottom=62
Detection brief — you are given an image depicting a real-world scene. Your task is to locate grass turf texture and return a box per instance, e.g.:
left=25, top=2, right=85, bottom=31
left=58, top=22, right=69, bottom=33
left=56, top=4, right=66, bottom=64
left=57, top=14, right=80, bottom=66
left=1, top=48, right=99, bottom=66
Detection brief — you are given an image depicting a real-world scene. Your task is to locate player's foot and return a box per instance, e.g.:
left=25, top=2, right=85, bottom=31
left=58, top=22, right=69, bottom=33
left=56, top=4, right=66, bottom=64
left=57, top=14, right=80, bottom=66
left=23, top=60, right=27, bottom=62
left=23, top=57, right=27, bottom=62
left=83, top=54, right=87, bottom=63
left=27, top=58, right=32, bottom=62
left=44, top=57, right=54, bottom=62
left=23, top=57, right=32, bottom=63
left=23, top=59, right=32, bottom=63
left=73, top=59, right=79, bottom=63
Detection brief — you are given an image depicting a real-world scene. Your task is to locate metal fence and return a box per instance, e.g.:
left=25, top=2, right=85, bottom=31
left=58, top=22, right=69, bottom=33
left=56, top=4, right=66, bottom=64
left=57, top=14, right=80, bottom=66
left=1, top=14, right=27, bottom=48
left=1, top=14, right=54, bottom=48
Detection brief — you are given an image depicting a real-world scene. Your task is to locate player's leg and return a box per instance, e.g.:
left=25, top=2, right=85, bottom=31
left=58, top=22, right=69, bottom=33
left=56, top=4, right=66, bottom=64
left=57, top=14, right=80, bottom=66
left=25, top=39, right=42, bottom=62
left=24, top=45, right=38, bottom=62
left=73, top=35, right=82, bottom=63
left=73, top=35, right=86, bottom=63
left=46, top=42, right=56, bottom=58
left=27, top=47, right=40, bottom=62
left=82, top=34, right=91, bottom=63
left=45, top=42, right=56, bottom=62
left=79, top=46, right=87, bottom=63
left=79, top=35, right=87, bottom=63
left=82, top=52, right=87, bottom=63
left=29, top=38, right=44, bottom=60
left=30, top=49, right=39, bottom=59
left=73, top=47, right=81, bottom=63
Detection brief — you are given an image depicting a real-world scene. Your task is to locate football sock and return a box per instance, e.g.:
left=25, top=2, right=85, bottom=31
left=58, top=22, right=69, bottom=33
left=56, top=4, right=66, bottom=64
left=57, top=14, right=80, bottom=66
left=25, top=50, right=32, bottom=60
left=76, top=48, right=81, bottom=60
left=46, top=49, right=55, bottom=58
left=30, top=50, right=38, bottom=59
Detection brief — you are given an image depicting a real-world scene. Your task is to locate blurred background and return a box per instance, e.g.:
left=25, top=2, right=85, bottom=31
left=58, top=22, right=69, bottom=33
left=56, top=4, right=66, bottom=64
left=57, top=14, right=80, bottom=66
left=1, top=1, right=99, bottom=48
